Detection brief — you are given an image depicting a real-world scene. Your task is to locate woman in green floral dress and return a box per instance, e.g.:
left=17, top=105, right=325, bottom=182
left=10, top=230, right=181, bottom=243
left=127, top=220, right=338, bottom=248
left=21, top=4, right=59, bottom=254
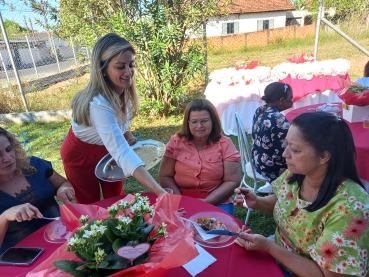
left=234, top=112, right=369, bottom=277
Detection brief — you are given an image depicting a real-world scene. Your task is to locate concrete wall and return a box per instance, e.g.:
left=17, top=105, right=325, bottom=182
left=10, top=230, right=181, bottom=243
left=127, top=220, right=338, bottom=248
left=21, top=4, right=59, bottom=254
left=205, top=24, right=315, bottom=51
left=206, top=11, right=288, bottom=37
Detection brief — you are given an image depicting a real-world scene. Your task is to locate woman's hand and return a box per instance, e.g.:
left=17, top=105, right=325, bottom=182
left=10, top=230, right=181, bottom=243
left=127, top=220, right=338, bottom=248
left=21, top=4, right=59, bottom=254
left=234, top=187, right=258, bottom=208
left=124, top=131, right=137, bottom=146
left=56, top=182, right=75, bottom=204
left=236, top=228, right=272, bottom=252
left=2, top=203, right=43, bottom=222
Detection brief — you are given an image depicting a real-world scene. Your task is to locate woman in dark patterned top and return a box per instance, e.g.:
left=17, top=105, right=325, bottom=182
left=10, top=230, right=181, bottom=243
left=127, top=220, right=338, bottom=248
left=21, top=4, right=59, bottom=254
left=0, top=128, right=75, bottom=253
left=251, top=82, right=293, bottom=182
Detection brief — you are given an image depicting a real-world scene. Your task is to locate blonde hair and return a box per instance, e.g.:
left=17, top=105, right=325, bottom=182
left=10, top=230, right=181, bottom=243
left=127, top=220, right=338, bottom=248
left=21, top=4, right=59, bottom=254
left=72, top=33, right=139, bottom=126
left=0, top=128, right=36, bottom=175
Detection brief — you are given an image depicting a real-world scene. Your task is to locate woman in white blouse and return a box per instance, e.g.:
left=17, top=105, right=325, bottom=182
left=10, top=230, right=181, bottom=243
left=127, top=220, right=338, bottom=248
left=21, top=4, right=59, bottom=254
left=60, top=33, right=166, bottom=204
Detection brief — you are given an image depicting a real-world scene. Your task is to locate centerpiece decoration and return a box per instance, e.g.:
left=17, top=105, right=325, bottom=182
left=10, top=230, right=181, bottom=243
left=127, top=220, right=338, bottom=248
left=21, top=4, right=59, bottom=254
left=27, top=194, right=198, bottom=277
left=337, top=77, right=369, bottom=122
left=233, top=59, right=259, bottom=70
left=287, top=53, right=314, bottom=64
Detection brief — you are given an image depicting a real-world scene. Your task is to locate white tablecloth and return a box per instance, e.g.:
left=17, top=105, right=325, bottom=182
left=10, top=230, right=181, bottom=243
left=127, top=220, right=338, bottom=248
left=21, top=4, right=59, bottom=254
left=205, top=80, right=342, bottom=136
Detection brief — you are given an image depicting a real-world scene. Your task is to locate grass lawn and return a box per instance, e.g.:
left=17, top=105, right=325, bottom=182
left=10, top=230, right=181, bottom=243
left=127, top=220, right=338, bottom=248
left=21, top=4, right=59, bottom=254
left=6, top=28, right=367, bottom=236
left=0, top=118, right=276, bottom=237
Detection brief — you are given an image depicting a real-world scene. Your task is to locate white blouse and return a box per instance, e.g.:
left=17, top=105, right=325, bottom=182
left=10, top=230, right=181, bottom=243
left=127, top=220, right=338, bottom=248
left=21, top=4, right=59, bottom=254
left=72, top=94, right=143, bottom=177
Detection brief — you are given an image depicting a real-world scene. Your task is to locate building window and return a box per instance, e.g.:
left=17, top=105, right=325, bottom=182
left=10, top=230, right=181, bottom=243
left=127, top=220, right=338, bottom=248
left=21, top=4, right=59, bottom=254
left=222, top=22, right=239, bottom=35
left=257, top=19, right=274, bottom=31
left=227, top=23, right=234, bottom=34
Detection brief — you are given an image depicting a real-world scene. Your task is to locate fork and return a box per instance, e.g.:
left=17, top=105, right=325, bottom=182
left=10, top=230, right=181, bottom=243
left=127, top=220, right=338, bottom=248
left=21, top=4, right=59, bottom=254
left=42, top=216, right=61, bottom=220
left=181, top=217, right=201, bottom=227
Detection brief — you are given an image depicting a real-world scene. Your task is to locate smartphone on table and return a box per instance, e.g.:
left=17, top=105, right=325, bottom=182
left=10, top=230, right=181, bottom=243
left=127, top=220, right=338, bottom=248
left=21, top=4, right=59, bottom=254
left=0, top=247, right=44, bottom=266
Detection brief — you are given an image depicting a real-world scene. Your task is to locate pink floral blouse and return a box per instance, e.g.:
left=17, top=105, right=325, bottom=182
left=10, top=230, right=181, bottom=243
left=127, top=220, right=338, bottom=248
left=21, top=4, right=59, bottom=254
left=272, top=170, right=369, bottom=276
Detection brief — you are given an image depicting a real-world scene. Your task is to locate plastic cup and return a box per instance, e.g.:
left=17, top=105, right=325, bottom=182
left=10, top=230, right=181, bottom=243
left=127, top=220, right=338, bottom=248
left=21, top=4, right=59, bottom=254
left=363, top=116, right=369, bottom=129
left=163, top=188, right=173, bottom=194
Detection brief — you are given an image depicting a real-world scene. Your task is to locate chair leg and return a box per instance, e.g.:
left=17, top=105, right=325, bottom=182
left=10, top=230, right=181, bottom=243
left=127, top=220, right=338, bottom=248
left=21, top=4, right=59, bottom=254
left=244, top=208, right=253, bottom=226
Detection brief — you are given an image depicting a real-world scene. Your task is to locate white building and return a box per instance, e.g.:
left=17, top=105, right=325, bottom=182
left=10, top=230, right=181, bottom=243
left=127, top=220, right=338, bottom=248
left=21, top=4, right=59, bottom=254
left=206, top=0, right=296, bottom=37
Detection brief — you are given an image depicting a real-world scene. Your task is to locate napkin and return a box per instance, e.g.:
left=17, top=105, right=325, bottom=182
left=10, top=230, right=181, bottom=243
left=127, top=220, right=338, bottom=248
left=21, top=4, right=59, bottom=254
left=182, top=244, right=217, bottom=276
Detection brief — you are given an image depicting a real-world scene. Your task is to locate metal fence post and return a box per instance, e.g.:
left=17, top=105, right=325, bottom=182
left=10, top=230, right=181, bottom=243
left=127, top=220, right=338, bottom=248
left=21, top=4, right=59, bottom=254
left=50, top=35, right=61, bottom=73
left=203, top=21, right=208, bottom=87
left=0, top=52, right=9, bottom=82
left=313, top=0, right=323, bottom=61
left=25, top=35, right=39, bottom=79
left=70, top=37, right=77, bottom=65
left=0, top=11, right=29, bottom=112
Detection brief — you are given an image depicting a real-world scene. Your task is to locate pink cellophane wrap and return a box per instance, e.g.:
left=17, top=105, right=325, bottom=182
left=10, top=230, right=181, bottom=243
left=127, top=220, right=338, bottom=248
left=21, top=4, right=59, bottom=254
left=26, top=194, right=198, bottom=277
left=336, top=77, right=369, bottom=106
left=287, top=53, right=314, bottom=64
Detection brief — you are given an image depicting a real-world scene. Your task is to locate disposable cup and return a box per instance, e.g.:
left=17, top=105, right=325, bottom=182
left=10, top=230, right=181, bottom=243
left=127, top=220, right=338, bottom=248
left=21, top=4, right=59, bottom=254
left=363, top=116, right=369, bottom=129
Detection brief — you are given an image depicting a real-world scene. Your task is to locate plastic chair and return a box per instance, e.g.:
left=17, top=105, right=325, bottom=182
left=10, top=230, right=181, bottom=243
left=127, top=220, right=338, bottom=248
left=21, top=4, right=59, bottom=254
left=235, top=112, right=271, bottom=225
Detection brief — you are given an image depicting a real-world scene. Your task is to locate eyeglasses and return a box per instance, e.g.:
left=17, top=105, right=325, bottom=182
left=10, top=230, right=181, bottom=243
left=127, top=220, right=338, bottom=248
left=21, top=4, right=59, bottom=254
left=188, top=118, right=211, bottom=126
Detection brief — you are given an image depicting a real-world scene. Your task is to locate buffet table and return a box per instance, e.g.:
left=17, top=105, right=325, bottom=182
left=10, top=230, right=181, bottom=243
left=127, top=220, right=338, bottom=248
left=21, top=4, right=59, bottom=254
left=205, top=59, right=350, bottom=135
left=286, top=103, right=369, bottom=182
left=1, top=193, right=284, bottom=277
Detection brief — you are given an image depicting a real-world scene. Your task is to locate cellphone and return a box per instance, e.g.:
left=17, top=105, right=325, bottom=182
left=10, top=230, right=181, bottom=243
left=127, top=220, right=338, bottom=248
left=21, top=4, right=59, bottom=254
left=0, top=247, right=44, bottom=266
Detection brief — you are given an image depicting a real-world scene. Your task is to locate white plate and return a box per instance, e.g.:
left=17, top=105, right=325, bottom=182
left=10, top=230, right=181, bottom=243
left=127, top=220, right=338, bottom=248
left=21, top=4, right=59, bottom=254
left=44, top=220, right=73, bottom=244
left=95, top=139, right=166, bottom=182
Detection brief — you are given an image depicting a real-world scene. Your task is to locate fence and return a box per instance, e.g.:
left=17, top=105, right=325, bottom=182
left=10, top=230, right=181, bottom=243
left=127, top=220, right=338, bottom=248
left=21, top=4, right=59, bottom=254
left=1, top=3, right=369, bottom=114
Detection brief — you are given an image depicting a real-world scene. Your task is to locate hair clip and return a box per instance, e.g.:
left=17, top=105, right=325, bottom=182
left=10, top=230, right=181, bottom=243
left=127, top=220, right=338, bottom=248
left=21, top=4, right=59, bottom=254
left=335, top=116, right=342, bottom=123
left=284, top=84, right=288, bottom=93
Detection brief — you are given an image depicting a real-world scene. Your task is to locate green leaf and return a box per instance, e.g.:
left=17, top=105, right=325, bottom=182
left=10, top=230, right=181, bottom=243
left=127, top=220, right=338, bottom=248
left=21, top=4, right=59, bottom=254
left=104, top=253, right=130, bottom=269
left=98, top=261, right=109, bottom=268
left=112, top=238, right=125, bottom=252
left=53, top=260, right=90, bottom=277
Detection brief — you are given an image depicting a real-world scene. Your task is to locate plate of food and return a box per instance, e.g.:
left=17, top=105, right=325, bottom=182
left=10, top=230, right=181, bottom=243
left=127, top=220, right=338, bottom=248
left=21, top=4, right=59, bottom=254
left=186, top=211, right=240, bottom=248
left=95, top=139, right=166, bottom=182
left=44, top=220, right=73, bottom=244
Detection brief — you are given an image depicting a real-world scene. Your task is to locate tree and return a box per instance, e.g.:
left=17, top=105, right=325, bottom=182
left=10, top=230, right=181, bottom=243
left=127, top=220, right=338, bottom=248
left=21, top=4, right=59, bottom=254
left=0, top=20, right=29, bottom=39
left=56, top=0, right=231, bottom=116
left=309, top=0, right=369, bottom=22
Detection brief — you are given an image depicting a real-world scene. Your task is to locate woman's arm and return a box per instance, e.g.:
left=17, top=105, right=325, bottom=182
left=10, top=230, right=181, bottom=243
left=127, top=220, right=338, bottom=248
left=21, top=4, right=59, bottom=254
left=204, top=161, right=241, bottom=205
left=237, top=230, right=352, bottom=277
left=124, top=130, right=137, bottom=146
left=48, top=170, right=75, bottom=204
left=158, top=156, right=181, bottom=194
left=234, top=187, right=277, bottom=214
left=132, top=166, right=166, bottom=196
left=0, top=203, right=43, bottom=246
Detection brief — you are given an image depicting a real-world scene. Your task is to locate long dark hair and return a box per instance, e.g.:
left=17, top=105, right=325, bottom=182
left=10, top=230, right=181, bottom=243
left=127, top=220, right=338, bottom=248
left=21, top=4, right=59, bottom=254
left=364, top=61, right=369, bottom=77
left=177, top=98, right=222, bottom=144
left=287, top=112, right=364, bottom=212
left=261, top=82, right=292, bottom=104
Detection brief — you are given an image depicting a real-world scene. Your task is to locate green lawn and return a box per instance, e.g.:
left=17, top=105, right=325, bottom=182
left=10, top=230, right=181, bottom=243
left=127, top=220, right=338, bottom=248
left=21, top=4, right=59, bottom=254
left=0, top=119, right=276, bottom=237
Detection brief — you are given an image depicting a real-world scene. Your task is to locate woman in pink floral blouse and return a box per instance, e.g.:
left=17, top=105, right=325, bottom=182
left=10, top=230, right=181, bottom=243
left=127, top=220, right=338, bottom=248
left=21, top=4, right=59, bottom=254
left=235, top=112, right=368, bottom=277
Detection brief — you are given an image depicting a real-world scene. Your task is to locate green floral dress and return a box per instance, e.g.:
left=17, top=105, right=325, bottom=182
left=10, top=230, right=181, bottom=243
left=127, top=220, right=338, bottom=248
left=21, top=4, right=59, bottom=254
left=272, top=170, right=369, bottom=276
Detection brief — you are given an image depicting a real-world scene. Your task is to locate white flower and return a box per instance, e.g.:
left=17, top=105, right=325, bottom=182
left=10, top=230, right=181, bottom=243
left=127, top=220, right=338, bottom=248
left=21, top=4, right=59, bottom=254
left=118, top=215, right=132, bottom=225
left=83, top=230, right=94, bottom=238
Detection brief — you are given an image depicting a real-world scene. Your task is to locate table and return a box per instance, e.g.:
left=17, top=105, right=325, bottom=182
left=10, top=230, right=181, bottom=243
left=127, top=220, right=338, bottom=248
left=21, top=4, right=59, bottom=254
left=1, top=193, right=284, bottom=277
left=286, top=103, right=369, bottom=182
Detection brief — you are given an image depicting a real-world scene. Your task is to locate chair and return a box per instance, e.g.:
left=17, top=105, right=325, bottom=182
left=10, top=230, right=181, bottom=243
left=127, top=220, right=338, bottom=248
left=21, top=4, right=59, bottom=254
left=235, top=112, right=271, bottom=225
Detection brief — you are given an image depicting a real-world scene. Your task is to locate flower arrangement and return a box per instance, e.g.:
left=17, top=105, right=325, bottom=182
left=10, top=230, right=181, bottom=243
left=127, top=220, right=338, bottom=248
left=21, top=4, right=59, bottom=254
left=287, top=53, right=314, bottom=64
left=233, top=59, right=259, bottom=70
left=337, top=78, right=369, bottom=106
left=53, top=194, right=168, bottom=277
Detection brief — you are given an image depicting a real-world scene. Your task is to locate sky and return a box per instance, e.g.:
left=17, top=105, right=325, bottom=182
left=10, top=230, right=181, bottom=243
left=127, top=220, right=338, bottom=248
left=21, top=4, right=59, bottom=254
left=0, top=0, right=58, bottom=32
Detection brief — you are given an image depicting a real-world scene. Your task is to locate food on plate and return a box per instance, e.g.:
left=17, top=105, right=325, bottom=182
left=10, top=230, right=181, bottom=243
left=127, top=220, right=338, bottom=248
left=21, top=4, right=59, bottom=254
left=194, top=217, right=225, bottom=231
left=133, top=145, right=160, bottom=165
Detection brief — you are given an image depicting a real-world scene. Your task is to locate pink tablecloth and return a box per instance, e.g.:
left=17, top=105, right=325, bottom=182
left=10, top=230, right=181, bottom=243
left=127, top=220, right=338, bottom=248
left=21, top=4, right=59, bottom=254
left=1, top=193, right=284, bottom=277
left=286, top=103, right=369, bottom=181
left=280, top=73, right=350, bottom=102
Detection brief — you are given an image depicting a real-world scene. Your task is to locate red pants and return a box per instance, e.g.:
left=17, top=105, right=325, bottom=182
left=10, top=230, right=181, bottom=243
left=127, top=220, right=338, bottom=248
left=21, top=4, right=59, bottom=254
left=60, top=128, right=124, bottom=204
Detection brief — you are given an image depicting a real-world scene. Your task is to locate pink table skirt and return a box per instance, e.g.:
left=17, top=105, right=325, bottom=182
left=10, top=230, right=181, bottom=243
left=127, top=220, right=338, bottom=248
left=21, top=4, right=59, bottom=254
left=280, top=73, right=350, bottom=102
left=1, top=193, right=284, bottom=277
